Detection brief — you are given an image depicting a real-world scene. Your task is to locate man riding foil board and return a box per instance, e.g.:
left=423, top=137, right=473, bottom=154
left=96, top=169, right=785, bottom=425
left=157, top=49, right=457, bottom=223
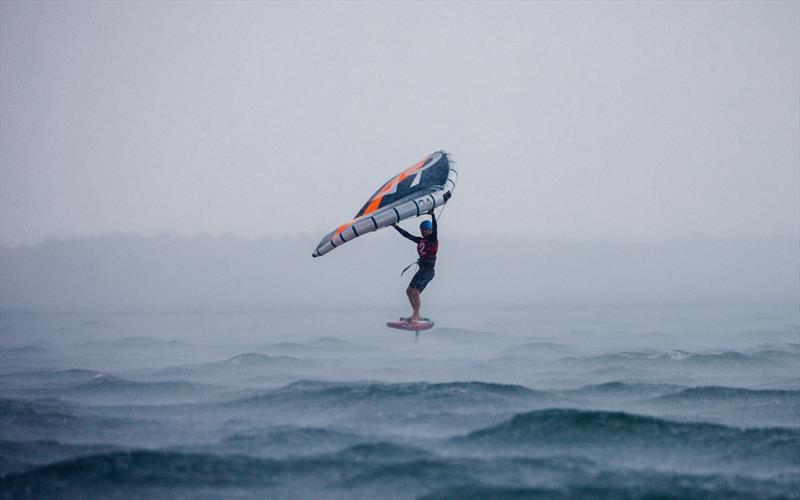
left=392, top=201, right=447, bottom=323
left=311, top=150, right=458, bottom=332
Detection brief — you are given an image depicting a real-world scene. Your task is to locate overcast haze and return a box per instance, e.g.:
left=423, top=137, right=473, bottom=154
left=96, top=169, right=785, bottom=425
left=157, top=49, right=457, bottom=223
left=1, top=1, right=798, bottom=246
left=1, top=4, right=799, bottom=496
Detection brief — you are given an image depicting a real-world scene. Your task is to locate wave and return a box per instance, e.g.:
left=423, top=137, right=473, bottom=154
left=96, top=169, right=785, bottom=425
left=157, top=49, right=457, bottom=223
left=3, top=445, right=797, bottom=499
left=559, top=349, right=796, bottom=367
left=0, top=399, right=82, bottom=427
left=284, top=379, right=540, bottom=396
left=0, top=345, right=56, bottom=355
left=222, top=426, right=357, bottom=446
left=0, top=451, right=277, bottom=492
left=757, top=378, right=800, bottom=391
left=338, top=453, right=598, bottom=491
left=1, top=398, right=116, bottom=442
left=749, top=342, right=799, bottom=353
left=332, top=442, right=433, bottom=463
left=206, top=426, right=367, bottom=458
left=339, top=459, right=473, bottom=490
left=0, top=449, right=469, bottom=497
left=153, top=353, right=313, bottom=384
left=648, top=386, right=800, bottom=429
left=420, top=485, right=562, bottom=500
left=0, top=448, right=442, bottom=495
left=159, top=353, right=310, bottom=376
left=78, top=337, right=188, bottom=348
left=1, top=369, right=107, bottom=387
left=64, top=376, right=218, bottom=404
left=0, top=439, right=119, bottom=475
left=262, top=341, right=322, bottom=356
left=749, top=350, right=800, bottom=363
left=420, top=470, right=799, bottom=500
left=231, top=380, right=547, bottom=409
left=499, top=343, right=578, bottom=362
left=459, top=408, right=724, bottom=443
left=264, top=339, right=382, bottom=356
left=656, top=386, right=800, bottom=402
left=1, top=372, right=221, bottom=406
left=452, top=408, right=800, bottom=470
left=686, top=351, right=768, bottom=364
left=565, top=382, right=800, bottom=406
left=0, top=398, right=169, bottom=448
left=565, top=381, right=685, bottom=398
left=223, top=353, right=304, bottom=366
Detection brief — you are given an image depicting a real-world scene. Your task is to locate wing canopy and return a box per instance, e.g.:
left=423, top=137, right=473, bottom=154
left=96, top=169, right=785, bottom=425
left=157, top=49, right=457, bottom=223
left=312, top=150, right=457, bottom=257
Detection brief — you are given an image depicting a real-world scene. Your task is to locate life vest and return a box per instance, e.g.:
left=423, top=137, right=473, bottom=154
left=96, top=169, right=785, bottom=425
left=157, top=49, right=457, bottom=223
left=417, top=237, right=438, bottom=263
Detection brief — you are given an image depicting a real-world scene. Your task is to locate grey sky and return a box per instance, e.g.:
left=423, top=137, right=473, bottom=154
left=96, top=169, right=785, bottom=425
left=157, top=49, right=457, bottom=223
left=1, top=1, right=798, bottom=246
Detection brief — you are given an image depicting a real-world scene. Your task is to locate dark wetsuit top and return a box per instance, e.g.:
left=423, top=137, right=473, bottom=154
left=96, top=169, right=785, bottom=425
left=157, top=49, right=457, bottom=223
left=393, top=213, right=438, bottom=268
left=393, top=214, right=438, bottom=292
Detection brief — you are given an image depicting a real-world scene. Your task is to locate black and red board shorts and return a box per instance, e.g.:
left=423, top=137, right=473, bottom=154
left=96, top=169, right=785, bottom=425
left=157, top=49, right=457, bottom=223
left=409, top=265, right=435, bottom=293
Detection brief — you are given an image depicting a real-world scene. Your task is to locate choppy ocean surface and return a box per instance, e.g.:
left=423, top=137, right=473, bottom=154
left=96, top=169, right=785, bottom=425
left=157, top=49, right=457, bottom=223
left=1, top=304, right=798, bottom=499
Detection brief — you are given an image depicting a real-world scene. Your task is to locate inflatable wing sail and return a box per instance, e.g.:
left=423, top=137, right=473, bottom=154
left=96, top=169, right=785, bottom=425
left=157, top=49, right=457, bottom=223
left=312, top=150, right=458, bottom=257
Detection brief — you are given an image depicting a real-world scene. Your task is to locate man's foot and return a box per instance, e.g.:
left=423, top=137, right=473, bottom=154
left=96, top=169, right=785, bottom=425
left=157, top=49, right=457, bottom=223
left=409, top=315, right=422, bottom=323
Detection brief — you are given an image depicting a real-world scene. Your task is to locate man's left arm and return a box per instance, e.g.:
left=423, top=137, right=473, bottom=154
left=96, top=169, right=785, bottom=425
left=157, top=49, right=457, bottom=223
left=428, top=190, right=449, bottom=240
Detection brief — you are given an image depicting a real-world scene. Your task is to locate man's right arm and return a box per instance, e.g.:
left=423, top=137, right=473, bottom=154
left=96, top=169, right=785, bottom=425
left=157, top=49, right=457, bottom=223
left=393, top=224, right=421, bottom=243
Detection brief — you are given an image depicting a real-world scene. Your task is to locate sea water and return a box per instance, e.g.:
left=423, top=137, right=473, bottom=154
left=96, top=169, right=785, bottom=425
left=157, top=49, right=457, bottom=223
left=1, top=304, right=798, bottom=498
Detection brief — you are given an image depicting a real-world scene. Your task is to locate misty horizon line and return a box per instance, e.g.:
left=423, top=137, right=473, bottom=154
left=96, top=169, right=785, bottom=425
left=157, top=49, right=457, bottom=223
left=2, top=230, right=798, bottom=250
left=2, top=228, right=797, bottom=311
left=3, top=299, right=798, bottom=316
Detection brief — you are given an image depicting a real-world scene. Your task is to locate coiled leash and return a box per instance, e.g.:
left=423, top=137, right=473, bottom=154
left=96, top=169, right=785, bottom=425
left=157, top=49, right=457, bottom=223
left=401, top=261, right=419, bottom=276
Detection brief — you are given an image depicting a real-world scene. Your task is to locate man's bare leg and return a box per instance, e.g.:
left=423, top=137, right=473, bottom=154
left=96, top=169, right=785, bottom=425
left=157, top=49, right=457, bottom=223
left=406, top=287, right=422, bottom=322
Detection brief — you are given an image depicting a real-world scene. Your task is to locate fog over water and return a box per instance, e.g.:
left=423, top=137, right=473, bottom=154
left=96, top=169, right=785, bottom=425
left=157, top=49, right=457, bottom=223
left=1, top=233, right=798, bottom=310
left=1, top=1, right=799, bottom=498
